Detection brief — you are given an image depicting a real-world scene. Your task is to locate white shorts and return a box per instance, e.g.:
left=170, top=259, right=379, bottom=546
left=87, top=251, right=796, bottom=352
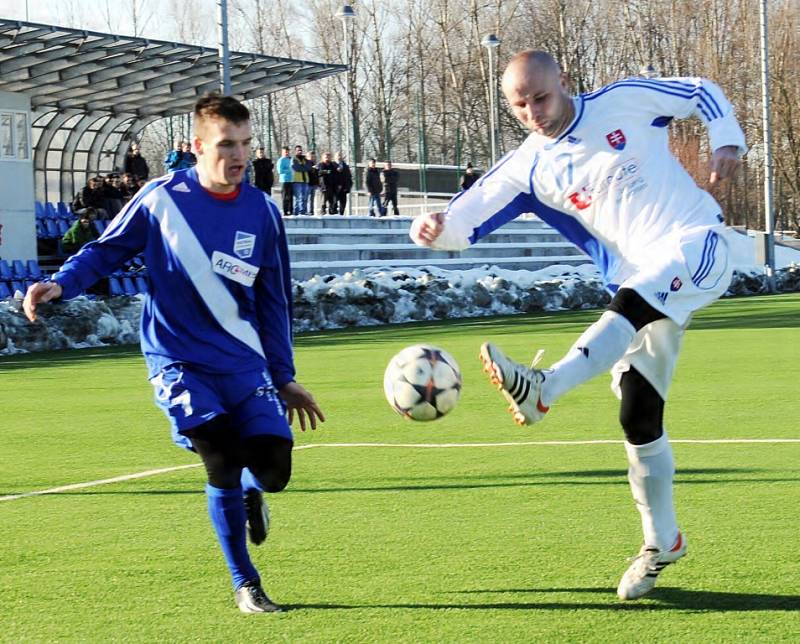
left=610, top=317, right=686, bottom=401
left=608, top=225, right=731, bottom=400
left=615, top=225, right=732, bottom=327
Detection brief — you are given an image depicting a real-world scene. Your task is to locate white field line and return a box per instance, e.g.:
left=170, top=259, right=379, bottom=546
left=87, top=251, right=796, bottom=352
left=1, top=438, right=799, bottom=503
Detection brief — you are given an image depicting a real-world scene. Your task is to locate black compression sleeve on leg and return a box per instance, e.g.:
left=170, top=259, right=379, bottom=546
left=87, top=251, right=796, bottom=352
left=185, top=416, right=243, bottom=489
left=240, top=435, right=293, bottom=493
left=619, top=367, right=665, bottom=445
left=607, top=288, right=667, bottom=331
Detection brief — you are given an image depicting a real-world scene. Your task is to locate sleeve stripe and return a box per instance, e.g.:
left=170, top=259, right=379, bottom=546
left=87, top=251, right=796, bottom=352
left=584, top=80, right=723, bottom=120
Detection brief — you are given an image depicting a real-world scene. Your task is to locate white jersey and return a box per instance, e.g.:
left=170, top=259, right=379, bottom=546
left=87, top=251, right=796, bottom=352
left=427, top=77, right=746, bottom=289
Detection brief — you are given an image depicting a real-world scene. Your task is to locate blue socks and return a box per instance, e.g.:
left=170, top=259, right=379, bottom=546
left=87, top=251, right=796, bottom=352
left=205, top=483, right=259, bottom=589
left=240, top=468, right=264, bottom=493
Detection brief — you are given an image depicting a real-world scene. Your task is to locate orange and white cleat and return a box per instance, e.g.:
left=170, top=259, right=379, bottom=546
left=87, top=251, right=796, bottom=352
left=478, top=342, right=549, bottom=426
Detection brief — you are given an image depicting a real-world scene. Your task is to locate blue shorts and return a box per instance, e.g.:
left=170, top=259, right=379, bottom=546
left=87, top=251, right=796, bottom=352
left=149, top=363, right=292, bottom=451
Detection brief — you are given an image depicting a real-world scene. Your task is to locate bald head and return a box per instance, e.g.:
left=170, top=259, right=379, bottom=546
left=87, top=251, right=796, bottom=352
left=502, top=50, right=574, bottom=138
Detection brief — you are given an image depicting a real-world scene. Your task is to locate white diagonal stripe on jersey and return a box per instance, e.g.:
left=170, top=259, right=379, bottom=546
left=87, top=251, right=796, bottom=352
left=145, top=189, right=265, bottom=358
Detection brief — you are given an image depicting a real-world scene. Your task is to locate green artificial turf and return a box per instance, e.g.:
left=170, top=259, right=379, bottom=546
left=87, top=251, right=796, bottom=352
left=1, top=294, right=798, bottom=642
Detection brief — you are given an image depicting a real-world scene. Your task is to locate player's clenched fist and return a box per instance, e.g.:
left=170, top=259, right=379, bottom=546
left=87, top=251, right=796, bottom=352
left=23, top=281, right=63, bottom=322
left=409, top=211, right=445, bottom=247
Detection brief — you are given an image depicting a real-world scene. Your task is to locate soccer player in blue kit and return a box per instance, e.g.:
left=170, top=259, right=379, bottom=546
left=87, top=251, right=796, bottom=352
left=411, top=51, right=745, bottom=600
left=24, top=94, right=324, bottom=613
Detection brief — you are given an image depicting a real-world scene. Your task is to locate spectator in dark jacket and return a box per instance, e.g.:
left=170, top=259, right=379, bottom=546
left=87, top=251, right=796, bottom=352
left=381, top=161, right=400, bottom=216
left=460, top=162, right=479, bottom=191
left=364, top=158, right=385, bottom=217
left=124, top=143, right=150, bottom=180
left=73, top=177, right=109, bottom=220
left=334, top=152, right=353, bottom=215
left=307, top=151, right=320, bottom=215
left=252, top=147, right=274, bottom=194
left=103, top=174, right=125, bottom=217
left=317, top=152, right=338, bottom=214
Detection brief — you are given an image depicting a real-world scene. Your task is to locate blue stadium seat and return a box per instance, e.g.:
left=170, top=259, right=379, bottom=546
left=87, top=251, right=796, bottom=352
left=57, top=202, right=72, bottom=219
left=36, top=220, right=47, bottom=238
left=45, top=219, right=60, bottom=238
left=11, top=260, right=26, bottom=279
left=94, top=219, right=107, bottom=235
left=108, top=277, right=124, bottom=296
left=121, top=276, right=138, bottom=296
left=26, top=260, right=42, bottom=279
left=57, top=219, right=70, bottom=236
left=0, top=282, right=11, bottom=299
left=35, top=202, right=46, bottom=220
left=134, top=277, right=148, bottom=294
left=45, top=203, right=59, bottom=219
left=10, top=281, right=25, bottom=295
left=0, top=260, right=12, bottom=280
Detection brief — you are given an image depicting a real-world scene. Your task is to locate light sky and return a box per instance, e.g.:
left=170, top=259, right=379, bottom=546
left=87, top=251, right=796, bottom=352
left=0, top=0, right=219, bottom=46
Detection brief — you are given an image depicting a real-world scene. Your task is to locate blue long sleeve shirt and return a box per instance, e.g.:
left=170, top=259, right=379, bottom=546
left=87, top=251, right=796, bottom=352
left=52, top=168, right=296, bottom=386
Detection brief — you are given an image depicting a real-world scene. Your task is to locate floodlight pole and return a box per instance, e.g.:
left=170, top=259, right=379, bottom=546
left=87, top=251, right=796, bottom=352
left=338, top=5, right=357, bottom=216
left=482, top=34, right=501, bottom=167
left=217, top=0, right=232, bottom=96
left=759, top=0, right=776, bottom=291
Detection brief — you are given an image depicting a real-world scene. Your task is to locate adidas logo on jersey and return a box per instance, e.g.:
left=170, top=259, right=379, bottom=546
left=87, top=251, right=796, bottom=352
left=654, top=291, right=669, bottom=305
left=172, top=182, right=191, bottom=193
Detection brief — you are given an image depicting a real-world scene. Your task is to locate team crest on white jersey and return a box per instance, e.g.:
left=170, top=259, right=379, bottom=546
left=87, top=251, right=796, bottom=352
left=606, top=129, right=626, bottom=150
left=233, top=230, right=256, bottom=259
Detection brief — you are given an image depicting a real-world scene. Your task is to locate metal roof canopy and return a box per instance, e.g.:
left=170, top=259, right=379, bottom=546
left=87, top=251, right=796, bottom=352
left=0, top=19, right=346, bottom=202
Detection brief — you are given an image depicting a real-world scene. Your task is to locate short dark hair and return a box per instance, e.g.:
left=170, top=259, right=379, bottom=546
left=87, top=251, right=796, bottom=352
left=194, top=93, right=250, bottom=125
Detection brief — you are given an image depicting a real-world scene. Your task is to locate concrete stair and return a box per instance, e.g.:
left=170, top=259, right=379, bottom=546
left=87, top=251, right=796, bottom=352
left=282, top=215, right=587, bottom=279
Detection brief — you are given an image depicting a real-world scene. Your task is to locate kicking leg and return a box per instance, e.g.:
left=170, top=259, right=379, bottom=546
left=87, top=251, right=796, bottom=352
left=479, top=288, right=661, bottom=425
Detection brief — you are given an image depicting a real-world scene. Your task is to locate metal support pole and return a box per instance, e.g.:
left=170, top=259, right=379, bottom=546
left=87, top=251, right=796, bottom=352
left=342, top=19, right=354, bottom=215
left=217, top=0, right=232, bottom=95
left=759, top=0, right=776, bottom=291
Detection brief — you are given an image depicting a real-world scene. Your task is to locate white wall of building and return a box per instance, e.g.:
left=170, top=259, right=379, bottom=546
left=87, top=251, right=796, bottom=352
left=0, top=90, right=36, bottom=261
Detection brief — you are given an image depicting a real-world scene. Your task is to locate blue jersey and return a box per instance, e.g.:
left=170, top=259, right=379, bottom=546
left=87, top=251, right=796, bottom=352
left=52, top=168, right=295, bottom=386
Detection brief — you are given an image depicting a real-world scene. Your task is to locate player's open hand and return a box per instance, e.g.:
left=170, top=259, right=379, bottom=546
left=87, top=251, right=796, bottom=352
left=279, top=381, right=325, bottom=431
left=709, top=145, right=741, bottom=185
left=23, top=281, right=62, bottom=322
left=409, top=211, right=445, bottom=247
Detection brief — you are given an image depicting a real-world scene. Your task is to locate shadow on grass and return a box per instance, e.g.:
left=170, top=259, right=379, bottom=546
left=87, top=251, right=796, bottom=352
left=2, top=466, right=781, bottom=499
left=290, top=588, right=800, bottom=612
left=0, top=345, right=142, bottom=371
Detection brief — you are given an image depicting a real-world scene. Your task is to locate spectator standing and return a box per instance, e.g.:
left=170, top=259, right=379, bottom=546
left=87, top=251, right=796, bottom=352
left=124, top=142, right=150, bottom=181
left=334, top=152, right=352, bottom=215
left=61, top=211, right=98, bottom=255
left=306, top=151, right=320, bottom=215
left=253, top=147, right=274, bottom=194
left=291, top=145, right=310, bottom=216
left=364, top=158, right=385, bottom=217
left=277, top=146, right=294, bottom=216
left=460, top=162, right=479, bottom=191
left=317, top=152, right=338, bottom=214
left=381, top=161, right=400, bottom=216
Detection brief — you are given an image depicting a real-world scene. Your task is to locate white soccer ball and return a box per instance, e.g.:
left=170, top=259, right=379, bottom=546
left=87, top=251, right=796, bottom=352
left=383, top=344, right=462, bottom=421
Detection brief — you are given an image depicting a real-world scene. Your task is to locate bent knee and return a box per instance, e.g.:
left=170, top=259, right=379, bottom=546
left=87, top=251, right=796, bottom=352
left=251, top=468, right=291, bottom=493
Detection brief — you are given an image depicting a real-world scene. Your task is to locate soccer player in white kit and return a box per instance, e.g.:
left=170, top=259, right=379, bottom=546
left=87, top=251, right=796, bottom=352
left=410, top=50, right=745, bottom=600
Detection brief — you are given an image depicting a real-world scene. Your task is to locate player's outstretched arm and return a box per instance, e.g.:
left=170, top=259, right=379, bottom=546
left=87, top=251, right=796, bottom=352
left=709, top=145, right=741, bottom=185
left=279, top=381, right=326, bottom=432
left=409, top=212, right=445, bottom=247
left=23, top=281, right=63, bottom=322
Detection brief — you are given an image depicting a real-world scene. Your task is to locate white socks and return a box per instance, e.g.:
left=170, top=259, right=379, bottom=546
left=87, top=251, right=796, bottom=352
left=625, top=432, right=679, bottom=551
left=541, top=311, right=636, bottom=407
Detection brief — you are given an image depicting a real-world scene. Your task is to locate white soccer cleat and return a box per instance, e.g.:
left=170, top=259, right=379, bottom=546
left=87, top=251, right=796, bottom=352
left=478, top=342, right=549, bottom=426
left=617, top=532, right=687, bottom=600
